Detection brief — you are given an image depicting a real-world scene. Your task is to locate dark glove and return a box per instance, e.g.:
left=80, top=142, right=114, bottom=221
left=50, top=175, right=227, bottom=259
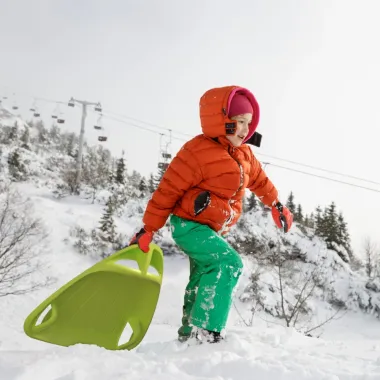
left=129, top=227, right=154, bottom=253
left=271, top=202, right=293, bottom=233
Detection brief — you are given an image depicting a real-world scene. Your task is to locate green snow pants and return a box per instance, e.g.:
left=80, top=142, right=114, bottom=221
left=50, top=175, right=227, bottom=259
left=170, top=214, right=243, bottom=339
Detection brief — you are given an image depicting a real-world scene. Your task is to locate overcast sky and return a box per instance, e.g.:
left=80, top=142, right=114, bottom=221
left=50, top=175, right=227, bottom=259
left=1, top=0, right=380, bottom=255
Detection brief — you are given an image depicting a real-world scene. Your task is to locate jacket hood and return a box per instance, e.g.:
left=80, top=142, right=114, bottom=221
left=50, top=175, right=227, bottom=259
left=199, top=85, right=260, bottom=143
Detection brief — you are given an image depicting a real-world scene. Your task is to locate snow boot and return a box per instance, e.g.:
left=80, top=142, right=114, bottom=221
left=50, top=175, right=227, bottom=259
left=195, top=329, right=223, bottom=344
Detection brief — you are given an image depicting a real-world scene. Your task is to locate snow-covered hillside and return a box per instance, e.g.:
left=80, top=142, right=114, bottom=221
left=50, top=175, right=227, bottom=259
left=0, top=106, right=29, bottom=129
left=1, top=109, right=380, bottom=379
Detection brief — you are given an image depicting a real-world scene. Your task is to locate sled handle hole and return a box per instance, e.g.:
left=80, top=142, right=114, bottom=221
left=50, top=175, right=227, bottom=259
left=114, top=259, right=140, bottom=271
left=36, top=304, right=52, bottom=326
left=117, top=322, right=134, bottom=347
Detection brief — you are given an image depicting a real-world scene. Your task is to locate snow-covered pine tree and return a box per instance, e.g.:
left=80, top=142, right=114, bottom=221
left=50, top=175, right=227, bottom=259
left=128, top=170, right=142, bottom=198
left=48, top=124, right=61, bottom=145
left=138, top=177, right=148, bottom=198
left=154, top=166, right=167, bottom=188
left=129, top=170, right=141, bottom=186
left=115, top=152, right=126, bottom=185
left=324, top=203, right=339, bottom=246
left=7, top=149, right=26, bottom=181
left=286, top=191, right=296, bottom=214
left=314, top=205, right=323, bottom=236
left=98, top=195, right=117, bottom=244
left=148, top=173, right=156, bottom=193
left=66, top=132, right=76, bottom=158
left=294, top=204, right=304, bottom=223
left=8, top=121, right=19, bottom=142
left=82, top=145, right=112, bottom=202
left=318, top=202, right=349, bottom=262
left=309, top=212, right=315, bottom=229
left=20, top=127, right=30, bottom=150
left=337, top=212, right=352, bottom=255
left=35, top=120, right=48, bottom=144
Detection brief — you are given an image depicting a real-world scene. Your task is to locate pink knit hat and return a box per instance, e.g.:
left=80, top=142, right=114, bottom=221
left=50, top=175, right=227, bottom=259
left=228, top=93, right=253, bottom=118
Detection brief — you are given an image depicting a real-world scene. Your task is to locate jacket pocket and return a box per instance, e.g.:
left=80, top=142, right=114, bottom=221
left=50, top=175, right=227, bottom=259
left=194, top=191, right=211, bottom=216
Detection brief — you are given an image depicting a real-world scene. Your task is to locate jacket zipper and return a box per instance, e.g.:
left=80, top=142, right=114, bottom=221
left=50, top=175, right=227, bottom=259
left=220, top=146, right=244, bottom=234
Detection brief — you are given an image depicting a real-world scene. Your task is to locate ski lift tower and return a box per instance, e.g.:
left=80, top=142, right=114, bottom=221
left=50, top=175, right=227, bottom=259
left=68, top=97, right=103, bottom=192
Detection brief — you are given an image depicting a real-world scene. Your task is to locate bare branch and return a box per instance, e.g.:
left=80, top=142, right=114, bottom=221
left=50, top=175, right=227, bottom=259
left=304, top=308, right=346, bottom=336
left=363, top=236, right=379, bottom=278
left=0, top=182, right=50, bottom=297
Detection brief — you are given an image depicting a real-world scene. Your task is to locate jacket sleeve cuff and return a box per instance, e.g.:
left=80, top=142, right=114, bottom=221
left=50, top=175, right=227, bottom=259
left=143, top=225, right=156, bottom=233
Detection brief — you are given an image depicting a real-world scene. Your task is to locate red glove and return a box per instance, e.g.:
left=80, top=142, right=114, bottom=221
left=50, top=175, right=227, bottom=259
left=129, top=227, right=153, bottom=253
left=271, top=202, right=293, bottom=233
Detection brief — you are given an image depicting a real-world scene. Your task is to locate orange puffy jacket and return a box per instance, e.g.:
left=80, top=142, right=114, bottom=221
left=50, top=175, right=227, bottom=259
left=142, top=85, right=278, bottom=235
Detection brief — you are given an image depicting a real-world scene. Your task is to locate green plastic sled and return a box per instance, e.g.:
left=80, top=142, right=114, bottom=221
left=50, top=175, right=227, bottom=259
left=23, top=243, right=164, bottom=351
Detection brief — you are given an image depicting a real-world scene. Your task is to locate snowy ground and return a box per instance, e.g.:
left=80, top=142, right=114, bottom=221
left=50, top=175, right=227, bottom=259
left=1, top=183, right=380, bottom=379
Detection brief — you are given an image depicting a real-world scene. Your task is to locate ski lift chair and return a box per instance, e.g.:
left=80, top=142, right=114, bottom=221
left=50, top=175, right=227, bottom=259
left=98, top=136, right=107, bottom=142
left=94, top=114, right=103, bottom=130
left=162, top=153, right=171, bottom=159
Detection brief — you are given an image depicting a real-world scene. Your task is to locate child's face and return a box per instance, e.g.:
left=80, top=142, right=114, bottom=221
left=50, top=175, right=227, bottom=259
left=227, top=113, right=252, bottom=147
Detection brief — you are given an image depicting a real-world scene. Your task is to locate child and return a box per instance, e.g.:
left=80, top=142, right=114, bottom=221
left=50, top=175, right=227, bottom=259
left=130, top=85, right=293, bottom=343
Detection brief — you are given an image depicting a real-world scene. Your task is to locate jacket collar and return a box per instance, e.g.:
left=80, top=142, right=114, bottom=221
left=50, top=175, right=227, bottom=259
left=210, top=135, right=244, bottom=155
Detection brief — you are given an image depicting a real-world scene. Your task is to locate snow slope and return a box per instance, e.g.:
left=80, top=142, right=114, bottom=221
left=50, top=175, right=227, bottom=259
left=0, top=107, right=379, bottom=379
left=1, top=182, right=380, bottom=380
left=0, top=106, right=30, bottom=130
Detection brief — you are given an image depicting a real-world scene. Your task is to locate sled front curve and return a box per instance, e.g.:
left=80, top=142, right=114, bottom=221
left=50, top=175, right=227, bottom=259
left=23, top=243, right=164, bottom=351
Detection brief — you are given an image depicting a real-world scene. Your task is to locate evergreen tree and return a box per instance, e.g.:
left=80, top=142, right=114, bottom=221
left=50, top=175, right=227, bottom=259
left=9, top=121, right=18, bottom=141
left=7, top=149, right=26, bottom=181
left=148, top=173, right=156, bottom=193
left=35, top=120, right=48, bottom=144
left=20, top=127, right=30, bottom=150
left=314, top=205, right=323, bottom=235
left=294, top=204, right=304, bottom=223
left=66, top=133, right=76, bottom=157
left=309, top=212, right=315, bottom=229
left=286, top=191, right=296, bottom=214
left=108, top=158, right=116, bottom=183
left=48, top=124, right=61, bottom=144
left=98, top=196, right=117, bottom=243
left=115, top=154, right=126, bottom=185
left=337, top=212, right=351, bottom=252
left=154, top=165, right=167, bottom=187
left=82, top=145, right=112, bottom=202
left=304, top=215, right=310, bottom=228
left=138, top=177, right=148, bottom=198
left=129, top=169, right=142, bottom=187
left=322, top=202, right=339, bottom=249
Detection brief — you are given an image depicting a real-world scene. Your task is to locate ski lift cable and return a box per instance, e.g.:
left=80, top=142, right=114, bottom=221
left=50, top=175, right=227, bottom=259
left=256, top=152, right=380, bottom=186
left=34, top=96, right=67, bottom=106
left=101, top=113, right=171, bottom=136
left=101, top=113, right=187, bottom=144
left=265, top=162, right=380, bottom=193
left=101, top=110, right=194, bottom=138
